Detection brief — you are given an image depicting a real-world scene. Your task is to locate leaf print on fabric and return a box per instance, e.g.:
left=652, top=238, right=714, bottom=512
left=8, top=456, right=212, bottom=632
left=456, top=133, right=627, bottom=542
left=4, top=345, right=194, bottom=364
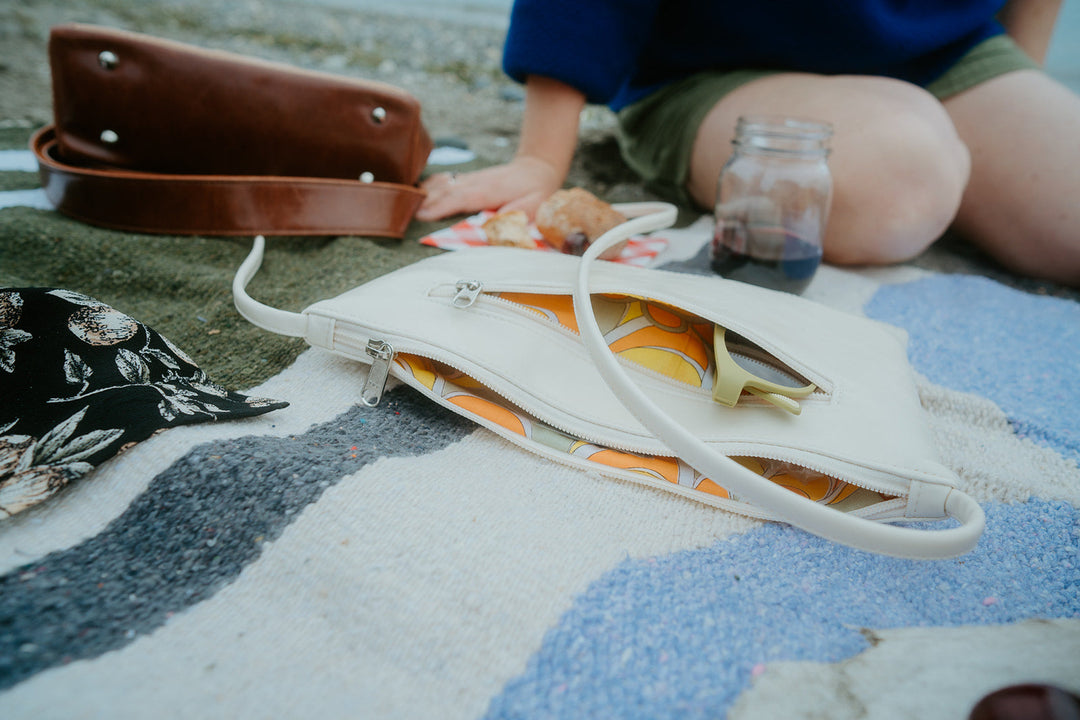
left=188, top=377, right=230, bottom=400
left=242, top=396, right=286, bottom=408
left=146, top=347, right=182, bottom=372
left=0, top=407, right=121, bottom=518
left=44, top=427, right=123, bottom=466
left=47, top=339, right=264, bottom=423
left=157, top=388, right=206, bottom=423
left=160, top=333, right=197, bottom=367
left=1, top=287, right=288, bottom=515
left=62, top=348, right=93, bottom=389
left=0, top=327, right=32, bottom=374
left=157, top=385, right=221, bottom=422
left=67, top=304, right=140, bottom=346
left=116, top=348, right=151, bottom=384
left=32, top=407, right=122, bottom=466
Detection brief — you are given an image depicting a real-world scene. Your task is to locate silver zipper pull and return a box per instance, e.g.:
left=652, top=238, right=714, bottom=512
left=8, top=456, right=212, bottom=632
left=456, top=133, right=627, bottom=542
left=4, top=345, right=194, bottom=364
left=452, top=280, right=483, bottom=308
left=362, top=339, right=394, bottom=406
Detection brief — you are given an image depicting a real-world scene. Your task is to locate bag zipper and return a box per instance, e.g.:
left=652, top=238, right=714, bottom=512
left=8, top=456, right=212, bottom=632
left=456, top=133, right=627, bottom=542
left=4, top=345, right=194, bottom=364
left=446, top=280, right=827, bottom=403
left=352, top=288, right=908, bottom=504
left=362, top=339, right=395, bottom=406
left=451, top=280, right=483, bottom=308
left=359, top=332, right=908, bottom=517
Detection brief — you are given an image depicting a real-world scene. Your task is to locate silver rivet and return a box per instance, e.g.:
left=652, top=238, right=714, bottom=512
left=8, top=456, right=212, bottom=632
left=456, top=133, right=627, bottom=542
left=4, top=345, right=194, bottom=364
left=100, top=129, right=119, bottom=145
left=371, top=107, right=387, bottom=124
left=98, top=50, right=119, bottom=70
left=359, top=171, right=375, bottom=183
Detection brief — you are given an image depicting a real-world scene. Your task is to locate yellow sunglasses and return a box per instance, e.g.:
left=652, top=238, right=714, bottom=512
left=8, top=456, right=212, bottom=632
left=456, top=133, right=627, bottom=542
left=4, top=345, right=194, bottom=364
left=712, top=326, right=817, bottom=414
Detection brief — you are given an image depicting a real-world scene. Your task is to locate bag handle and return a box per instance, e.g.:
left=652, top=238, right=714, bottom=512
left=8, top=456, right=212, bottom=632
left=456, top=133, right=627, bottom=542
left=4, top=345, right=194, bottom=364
left=572, top=206, right=985, bottom=559
left=232, top=235, right=309, bottom=337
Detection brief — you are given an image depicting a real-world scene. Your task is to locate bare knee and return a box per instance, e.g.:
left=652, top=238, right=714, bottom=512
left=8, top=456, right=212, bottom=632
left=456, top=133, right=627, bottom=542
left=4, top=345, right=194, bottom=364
left=824, top=84, right=971, bottom=266
left=687, top=75, right=972, bottom=267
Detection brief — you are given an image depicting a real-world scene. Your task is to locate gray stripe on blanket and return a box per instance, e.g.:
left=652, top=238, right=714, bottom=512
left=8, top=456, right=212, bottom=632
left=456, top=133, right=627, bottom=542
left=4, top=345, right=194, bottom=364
left=0, top=388, right=473, bottom=690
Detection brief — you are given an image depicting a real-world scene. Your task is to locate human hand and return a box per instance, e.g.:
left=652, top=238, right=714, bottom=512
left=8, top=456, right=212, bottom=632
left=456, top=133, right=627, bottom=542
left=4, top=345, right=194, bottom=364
left=415, top=156, right=563, bottom=222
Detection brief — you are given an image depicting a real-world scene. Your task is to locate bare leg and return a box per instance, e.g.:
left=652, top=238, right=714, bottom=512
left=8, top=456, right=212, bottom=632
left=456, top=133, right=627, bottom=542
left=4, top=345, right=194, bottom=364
left=687, top=73, right=972, bottom=266
left=944, top=70, right=1080, bottom=286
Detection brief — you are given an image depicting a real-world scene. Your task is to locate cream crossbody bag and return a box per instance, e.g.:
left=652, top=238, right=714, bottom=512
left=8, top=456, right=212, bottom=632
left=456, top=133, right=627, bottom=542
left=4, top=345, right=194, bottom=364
left=233, top=202, right=984, bottom=559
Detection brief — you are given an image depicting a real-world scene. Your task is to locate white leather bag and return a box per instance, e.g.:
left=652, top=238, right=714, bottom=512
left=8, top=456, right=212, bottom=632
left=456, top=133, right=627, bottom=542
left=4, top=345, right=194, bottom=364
left=233, top=202, right=984, bottom=559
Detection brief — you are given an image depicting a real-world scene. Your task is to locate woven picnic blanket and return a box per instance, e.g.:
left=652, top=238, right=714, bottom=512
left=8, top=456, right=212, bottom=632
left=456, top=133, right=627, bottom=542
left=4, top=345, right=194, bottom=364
left=1, top=145, right=1078, bottom=719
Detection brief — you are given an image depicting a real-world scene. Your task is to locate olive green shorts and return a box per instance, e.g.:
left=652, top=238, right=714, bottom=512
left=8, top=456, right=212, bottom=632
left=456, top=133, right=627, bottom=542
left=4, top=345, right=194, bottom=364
left=616, top=34, right=1041, bottom=207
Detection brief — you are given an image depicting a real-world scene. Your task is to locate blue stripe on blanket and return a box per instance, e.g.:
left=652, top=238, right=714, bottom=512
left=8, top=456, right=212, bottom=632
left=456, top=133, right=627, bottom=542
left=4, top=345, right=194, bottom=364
left=865, top=275, right=1080, bottom=464
left=0, top=389, right=473, bottom=691
left=483, top=499, right=1079, bottom=720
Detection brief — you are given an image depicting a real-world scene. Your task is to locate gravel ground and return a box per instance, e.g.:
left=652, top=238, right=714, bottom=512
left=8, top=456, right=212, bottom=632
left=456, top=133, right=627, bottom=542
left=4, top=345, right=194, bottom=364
left=0, top=0, right=645, bottom=197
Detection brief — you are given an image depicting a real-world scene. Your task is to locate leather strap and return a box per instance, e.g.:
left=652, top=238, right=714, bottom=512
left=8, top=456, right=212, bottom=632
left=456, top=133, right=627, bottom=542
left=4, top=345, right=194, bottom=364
left=32, top=125, right=425, bottom=237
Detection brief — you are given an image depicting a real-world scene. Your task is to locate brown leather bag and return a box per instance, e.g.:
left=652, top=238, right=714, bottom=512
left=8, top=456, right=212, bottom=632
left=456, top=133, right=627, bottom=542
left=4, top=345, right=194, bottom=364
left=32, top=24, right=433, bottom=237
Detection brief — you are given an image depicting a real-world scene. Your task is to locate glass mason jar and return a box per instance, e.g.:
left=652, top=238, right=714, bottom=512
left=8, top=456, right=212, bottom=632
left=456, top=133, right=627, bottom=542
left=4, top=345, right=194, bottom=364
left=710, top=116, right=833, bottom=294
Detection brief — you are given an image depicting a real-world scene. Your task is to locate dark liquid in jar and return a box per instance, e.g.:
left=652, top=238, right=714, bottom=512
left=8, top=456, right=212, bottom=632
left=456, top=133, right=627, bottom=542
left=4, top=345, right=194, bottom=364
left=710, top=224, right=822, bottom=294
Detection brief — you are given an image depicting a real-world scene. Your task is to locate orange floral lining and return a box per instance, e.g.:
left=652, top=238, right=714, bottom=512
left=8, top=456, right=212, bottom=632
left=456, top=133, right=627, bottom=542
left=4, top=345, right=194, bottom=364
left=395, top=293, right=890, bottom=511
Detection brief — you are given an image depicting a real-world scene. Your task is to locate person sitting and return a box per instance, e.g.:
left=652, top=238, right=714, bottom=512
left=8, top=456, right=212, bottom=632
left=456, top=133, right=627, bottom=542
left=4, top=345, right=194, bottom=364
left=418, top=0, right=1080, bottom=287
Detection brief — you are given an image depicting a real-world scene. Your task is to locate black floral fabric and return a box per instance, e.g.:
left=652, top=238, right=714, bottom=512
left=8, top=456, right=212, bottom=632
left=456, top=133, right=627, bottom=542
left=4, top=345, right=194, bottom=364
left=0, top=288, right=288, bottom=518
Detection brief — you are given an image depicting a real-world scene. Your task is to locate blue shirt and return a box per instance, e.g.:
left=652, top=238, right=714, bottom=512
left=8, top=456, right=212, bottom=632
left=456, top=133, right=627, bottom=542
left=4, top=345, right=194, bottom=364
left=503, top=0, right=1008, bottom=111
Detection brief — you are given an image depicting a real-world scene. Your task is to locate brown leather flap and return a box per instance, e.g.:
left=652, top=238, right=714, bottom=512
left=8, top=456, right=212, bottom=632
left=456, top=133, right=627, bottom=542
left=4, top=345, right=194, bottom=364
left=32, top=125, right=425, bottom=237
left=48, top=23, right=433, bottom=185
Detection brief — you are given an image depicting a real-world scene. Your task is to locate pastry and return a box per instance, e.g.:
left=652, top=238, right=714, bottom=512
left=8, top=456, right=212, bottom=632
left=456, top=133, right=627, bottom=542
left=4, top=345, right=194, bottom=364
left=481, top=209, right=536, bottom=249
left=535, top=188, right=627, bottom=258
